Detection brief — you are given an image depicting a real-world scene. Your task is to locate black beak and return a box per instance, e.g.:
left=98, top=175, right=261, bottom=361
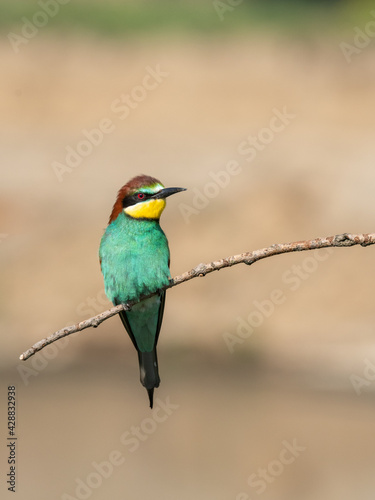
left=153, top=187, right=186, bottom=199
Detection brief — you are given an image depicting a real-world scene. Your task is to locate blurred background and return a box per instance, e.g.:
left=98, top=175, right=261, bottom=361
left=1, top=0, right=375, bottom=498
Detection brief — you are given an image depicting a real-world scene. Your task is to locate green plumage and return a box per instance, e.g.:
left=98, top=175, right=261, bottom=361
left=99, top=175, right=185, bottom=408
left=100, top=211, right=170, bottom=306
left=100, top=211, right=170, bottom=347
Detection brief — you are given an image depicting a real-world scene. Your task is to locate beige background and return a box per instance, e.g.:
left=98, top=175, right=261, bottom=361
left=1, top=18, right=375, bottom=500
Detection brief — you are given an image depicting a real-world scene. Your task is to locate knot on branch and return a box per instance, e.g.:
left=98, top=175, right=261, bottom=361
left=243, top=256, right=255, bottom=265
left=193, top=263, right=207, bottom=277
left=333, top=233, right=355, bottom=246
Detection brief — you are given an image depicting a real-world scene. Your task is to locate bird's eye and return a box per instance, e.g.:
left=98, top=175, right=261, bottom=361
left=137, top=193, right=145, bottom=200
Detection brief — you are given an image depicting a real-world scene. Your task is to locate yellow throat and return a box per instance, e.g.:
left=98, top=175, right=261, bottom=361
left=124, top=198, right=166, bottom=219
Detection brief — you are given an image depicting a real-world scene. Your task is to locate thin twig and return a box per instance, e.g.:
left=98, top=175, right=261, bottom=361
left=19, top=232, right=375, bottom=361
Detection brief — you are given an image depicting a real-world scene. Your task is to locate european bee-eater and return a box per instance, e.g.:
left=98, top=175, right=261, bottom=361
left=99, top=175, right=186, bottom=408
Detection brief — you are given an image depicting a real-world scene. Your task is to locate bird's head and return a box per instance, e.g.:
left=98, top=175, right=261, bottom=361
left=108, top=175, right=186, bottom=224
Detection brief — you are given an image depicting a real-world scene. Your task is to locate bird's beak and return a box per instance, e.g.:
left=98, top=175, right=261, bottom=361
left=153, top=187, right=186, bottom=199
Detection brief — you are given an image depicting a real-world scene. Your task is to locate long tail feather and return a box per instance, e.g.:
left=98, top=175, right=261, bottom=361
left=138, top=349, right=160, bottom=408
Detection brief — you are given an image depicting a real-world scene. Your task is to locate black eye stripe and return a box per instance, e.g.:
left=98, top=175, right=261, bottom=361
left=122, top=192, right=151, bottom=208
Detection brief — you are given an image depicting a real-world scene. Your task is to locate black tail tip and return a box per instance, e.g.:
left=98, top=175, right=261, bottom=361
left=147, top=388, right=154, bottom=409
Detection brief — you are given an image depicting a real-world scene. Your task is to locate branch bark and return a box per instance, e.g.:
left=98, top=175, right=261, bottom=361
left=19, top=232, right=375, bottom=361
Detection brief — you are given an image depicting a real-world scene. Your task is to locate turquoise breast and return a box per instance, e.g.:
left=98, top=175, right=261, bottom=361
left=99, top=211, right=171, bottom=304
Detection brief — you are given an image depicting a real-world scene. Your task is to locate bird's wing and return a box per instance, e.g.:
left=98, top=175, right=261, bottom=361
left=154, top=290, right=166, bottom=345
left=117, top=305, right=138, bottom=350
left=115, top=290, right=166, bottom=351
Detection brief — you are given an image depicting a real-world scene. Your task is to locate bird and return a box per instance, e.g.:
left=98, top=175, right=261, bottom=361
left=99, top=175, right=186, bottom=408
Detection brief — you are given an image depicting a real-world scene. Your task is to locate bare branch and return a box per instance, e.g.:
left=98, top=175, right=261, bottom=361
left=19, top=232, right=375, bottom=361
